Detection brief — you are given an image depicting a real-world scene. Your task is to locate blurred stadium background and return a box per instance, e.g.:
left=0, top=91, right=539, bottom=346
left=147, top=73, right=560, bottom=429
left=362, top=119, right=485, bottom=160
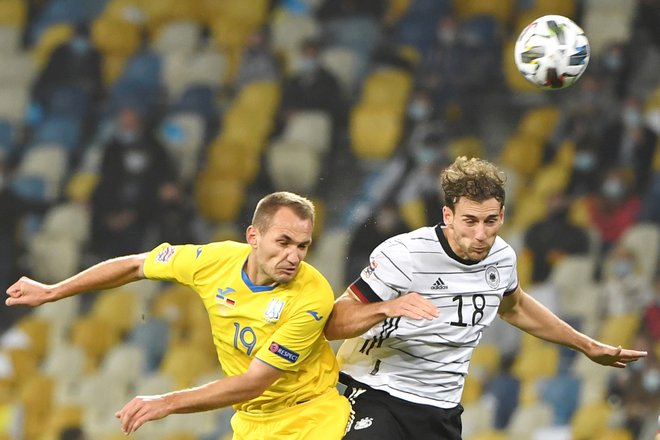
left=0, top=0, right=658, bottom=439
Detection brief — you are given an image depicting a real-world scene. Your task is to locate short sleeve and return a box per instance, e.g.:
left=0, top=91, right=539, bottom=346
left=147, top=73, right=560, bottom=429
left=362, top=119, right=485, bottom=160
left=503, top=251, right=519, bottom=295
left=143, top=242, right=200, bottom=287
left=349, top=239, right=413, bottom=303
left=254, top=277, right=334, bottom=372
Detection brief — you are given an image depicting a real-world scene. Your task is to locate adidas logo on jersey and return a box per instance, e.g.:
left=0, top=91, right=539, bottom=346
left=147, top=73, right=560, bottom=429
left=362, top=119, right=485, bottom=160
left=431, top=277, right=448, bottom=290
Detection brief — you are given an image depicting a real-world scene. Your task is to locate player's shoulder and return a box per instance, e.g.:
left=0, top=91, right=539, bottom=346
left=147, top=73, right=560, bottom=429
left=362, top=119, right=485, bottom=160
left=289, top=262, right=334, bottom=304
left=489, top=236, right=517, bottom=262
left=373, top=226, right=435, bottom=255
left=197, top=240, right=251, bottom=261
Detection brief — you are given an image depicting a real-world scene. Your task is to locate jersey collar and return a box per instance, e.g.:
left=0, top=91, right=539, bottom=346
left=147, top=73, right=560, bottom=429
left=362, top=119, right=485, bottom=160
left=435, top=223, right=480, bottom=266
left=241, top=258, right=278, bottom=292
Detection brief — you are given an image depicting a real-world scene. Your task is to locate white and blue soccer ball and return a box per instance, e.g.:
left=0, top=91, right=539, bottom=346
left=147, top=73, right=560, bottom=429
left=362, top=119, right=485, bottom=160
left=514, top=14, right=590, bottom=90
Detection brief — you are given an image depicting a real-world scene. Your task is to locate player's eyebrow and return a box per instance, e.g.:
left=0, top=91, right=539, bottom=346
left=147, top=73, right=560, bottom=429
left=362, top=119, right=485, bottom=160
left=278, top=234, right=311, bottom=247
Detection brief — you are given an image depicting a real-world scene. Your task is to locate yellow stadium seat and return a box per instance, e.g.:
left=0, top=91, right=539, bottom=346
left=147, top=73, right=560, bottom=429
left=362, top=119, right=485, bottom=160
left=571, top=401, right=612, bottom=440
left=266, top=140, right=322, bottom=194
left=498, top=134, right=544, bottom=178
left=210, top=17, right=253, bottom=53
left=141, top=0, right=204, bottom=37
left=461, top=375, right=483, bottom=405
left=599, top=428, right=634, bottom=440
left=362, top=68, right=413, bottom=108
left=568, top=195, right=593, bottom=229
left=467, top=430, right=507, bottom=440
left=516, top=106, right=560, bottom=143
left=160, top=343, right=216, bottom=389
left=309, top=196, right=326, bottom=239
left=6, top=348, right=39, bottom=388
left=206, top=140, right=261, bottom=183
left=215, top=0, right=269, bottom=29
left=598, top=313, right=640, bottom=348
left=454, top=0, right=515, bottom=26
left=469, top=343, right=501, bottom=379
left=234, top=80, right=281, bottom=115
left=399, top=198, right=427, bottom=230
left=350, top=104, right=404, bottom=161
left=448, top=136, right=486, bottom=160
left=532, top=0, right=577, bottom=19
left=91, top=17, right=141, bottom=56
left=0, top=0, right=26, bottom=28
left=69, top=315, right=122, bottom=373
left=509, top=192, right=549, bottom=230
left=16, top=315, right=50, bottom=362
left=384, top=0, right=412, bottom=27
left=529, top=163, right=570, bottom=198
left=503, top=39, right=542, bottom=93
left=20, top=374, right=54, bottom=440
left=45, top=405, right=84, bottom=439
left=66, top=171, right=100, bottom=203
left=219, top=106, right=274, bottom=154
left=91, top=289, right=137, bottom=335
left=195, top=172, right=246, bottom=223
left=152, top=285, right=196, bottom=340
left=512, top=343, right=559, bottom=382
left=100, top=53, right=129, bottom=86
left=101, top=0, right=143, bottom=21
left=161, top=434, right=198, bottom=440
left=32, top=23, right=74, bottom=68
left=552, top=139, right=576, bottom=169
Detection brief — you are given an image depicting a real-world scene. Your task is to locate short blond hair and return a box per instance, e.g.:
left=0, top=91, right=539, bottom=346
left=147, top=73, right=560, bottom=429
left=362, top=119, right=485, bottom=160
left=252, top=191, right=315, bottom=232
left=441, top=156, right=506, bottom=210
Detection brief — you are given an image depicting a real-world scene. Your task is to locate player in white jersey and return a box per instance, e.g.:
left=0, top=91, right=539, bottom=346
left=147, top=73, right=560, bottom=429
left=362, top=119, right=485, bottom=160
left=325, top=156, right=647, bottom=440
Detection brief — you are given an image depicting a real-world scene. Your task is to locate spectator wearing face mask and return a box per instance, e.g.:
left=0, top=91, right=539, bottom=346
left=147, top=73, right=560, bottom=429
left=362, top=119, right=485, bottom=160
left=586, top=168, right=641, bottom=255
left=279, top=38, right=344, bottom=127
left=90, top=106, right=184, bottom=260
left=597, top=96, right=657, bottom=194
left=600, top=244, right=653, bottom=318
left=234, top=29, right=281, bottom=92
left=32, top=23, right=104, bottom=108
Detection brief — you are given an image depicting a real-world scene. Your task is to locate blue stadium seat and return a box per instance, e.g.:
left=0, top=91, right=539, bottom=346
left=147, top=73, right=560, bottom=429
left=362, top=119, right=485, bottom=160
left=32, top=115, right=83, bottom=151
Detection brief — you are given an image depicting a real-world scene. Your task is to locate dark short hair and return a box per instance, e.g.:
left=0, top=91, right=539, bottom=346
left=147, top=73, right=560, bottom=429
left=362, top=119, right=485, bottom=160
left=252, top=192, right=315, bottom=232
left=440, top=156, right=506, bottom=210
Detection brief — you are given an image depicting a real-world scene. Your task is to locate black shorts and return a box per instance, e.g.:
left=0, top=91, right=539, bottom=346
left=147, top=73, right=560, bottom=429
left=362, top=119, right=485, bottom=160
left=341, top=375, right=463, bottom=440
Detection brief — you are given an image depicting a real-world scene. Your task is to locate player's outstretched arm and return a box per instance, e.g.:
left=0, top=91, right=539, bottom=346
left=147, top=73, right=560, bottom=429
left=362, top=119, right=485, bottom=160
left=115, top=358, right=283, bottom=434
left=5, top=253, right=147, bottom=307
left=324, top=289, right=438, bottom=340
left=498, top=286, right=647, bottom=368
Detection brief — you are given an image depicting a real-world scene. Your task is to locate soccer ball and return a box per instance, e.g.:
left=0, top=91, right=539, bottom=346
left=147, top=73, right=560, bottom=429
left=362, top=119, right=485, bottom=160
left=514, top=15, right=590, bottom=90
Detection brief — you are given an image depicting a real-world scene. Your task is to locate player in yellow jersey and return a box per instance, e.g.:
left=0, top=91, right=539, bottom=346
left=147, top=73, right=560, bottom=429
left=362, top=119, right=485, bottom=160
left=5, top=191, right=350, bottom=439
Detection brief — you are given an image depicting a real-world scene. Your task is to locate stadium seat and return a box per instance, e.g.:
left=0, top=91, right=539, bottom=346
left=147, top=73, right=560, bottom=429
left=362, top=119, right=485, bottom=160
left=0, top=86, right=29, bottom=123
left=512, top=343, right=559, bottom=382
left=0, top=0, right=25, bottom=28
left=461, top=400, right=494, bottom=439
left=619, top=223, right=660, bottom=282
left=0, top=53, right=36, bottom=91
left=184, top=47, right=228, bottom=89
left=100, top=343, right=146, bottom=387
left=0, top=26, right=20, bottom=54
left=91, top=289, right=137, bottom=335
left=219, top=105, right=273, bottom=154
left=597, top=313, right=640, bottom=348
left=498, top=134, right=544, bottom=179
left=195, top=172, right=246, bottom=223
left=216, top=0, right=270, bottom=29
left=570, top=400, right=612, bottom=440
left=69, top=315, right=122, bottom=372
left=469, top=343, right=501, bottom=380
left=45, top=405, right=85, bottom=440
left=39, top=202, right=90, bottom=243
left=234, top=80, right=281, bottom=116
left=516, top=106, right=560, bottom=144
left=65, top=171, right=100, bottom=203
left=267, top=140, right=322, bottom=194
left=271, top=10, right=321, bottom=58
left=160, top=343, right=216, bottom=389
left=350, top=104, right=405, bottom=161
left=448, top=136, right=486, bottom=160
left=43, top=344, right=86, bottom=384
left=280, top=111, right=332, bottom=154
left=159, top=112, right=206, bottom=183
left=467, top=431, right=507, bottom=440
left=599, top=428, right=634, bottom=440
left=320, top=46, right=361, bottom=96
left=16, top=316, right=50, bottom=363
left=399, top=198, right=427, bottom=230
left=453, top=0, right=515, bottom=26
left=362, top=68, right=413, bottom=109
left=31, top=23, right=74, bottom=68
left=152, top=20, right=201, bottom=55
left=205, top=140, right=261, bottom=184
left=509, top=192, right=548, bottom=230
left=15, top=144, right=69, bottom=199
left=91, top=17, right=141, bottom=57
left=461, top=375, right=483, bottom=405
left=582, top=0, right=635, bottom=55
left=506, top=401, right=554, bottom=440
left=151, top=285, right=197, bottom=341
left=19, top=374, right=54, bottom=440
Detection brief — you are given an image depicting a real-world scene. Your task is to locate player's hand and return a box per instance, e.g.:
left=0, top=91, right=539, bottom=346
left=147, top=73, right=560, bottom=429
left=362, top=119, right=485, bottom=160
left=585, top=341, right=647, bottom=368
left=5, top=276, right=54, bottom=307
left=381, top=292, right=438, bottom=320
left=116, top=395, right=171, bottom=435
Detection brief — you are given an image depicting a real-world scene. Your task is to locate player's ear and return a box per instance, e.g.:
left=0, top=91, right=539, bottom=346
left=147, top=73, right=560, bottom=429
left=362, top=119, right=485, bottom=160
left=246, top=225, right=259, bottom=248
left=500, top=206, right=505, bottom=225
left=442, top=206, right=453, bottom=225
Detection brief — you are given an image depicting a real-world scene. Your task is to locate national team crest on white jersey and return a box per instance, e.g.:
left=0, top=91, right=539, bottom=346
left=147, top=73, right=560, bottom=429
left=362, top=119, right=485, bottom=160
left=485, top=266, right=500, bottom=288
left=264, top=298, right=285, bottom=323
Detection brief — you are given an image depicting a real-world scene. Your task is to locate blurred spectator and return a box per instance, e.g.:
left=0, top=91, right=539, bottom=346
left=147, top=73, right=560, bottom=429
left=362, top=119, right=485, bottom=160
left=483, top=355, right=520, bottom=429
left=234, top=29, right=281, bottom=92
left=91, top=106, right=186, bottom=259
left=280, top=38, right=344, bottom=126
left=523, top=193, right=591, bottom=284
left=642, top=275, right=660, bottom=342
left=639, top=171, right=660, bottom=224
left=597, top=96, right=657, bottom=194
left=586, top=167, right=641, bottom=254
left=32, top=24, right=103, bottom=109
left=317, top=0, right=386, bottom=21
left=600, top=243, right=653, bottom=318
left=344, top=201, right=408, bottom=284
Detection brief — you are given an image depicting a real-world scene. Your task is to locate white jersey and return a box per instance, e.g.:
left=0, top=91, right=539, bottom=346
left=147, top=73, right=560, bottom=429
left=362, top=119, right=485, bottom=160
left=337, top=225, right=518, bottom=409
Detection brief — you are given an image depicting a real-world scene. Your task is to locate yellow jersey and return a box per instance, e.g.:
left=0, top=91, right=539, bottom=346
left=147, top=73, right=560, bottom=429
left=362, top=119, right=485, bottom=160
left=143, top=241, right=340, bottom=414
